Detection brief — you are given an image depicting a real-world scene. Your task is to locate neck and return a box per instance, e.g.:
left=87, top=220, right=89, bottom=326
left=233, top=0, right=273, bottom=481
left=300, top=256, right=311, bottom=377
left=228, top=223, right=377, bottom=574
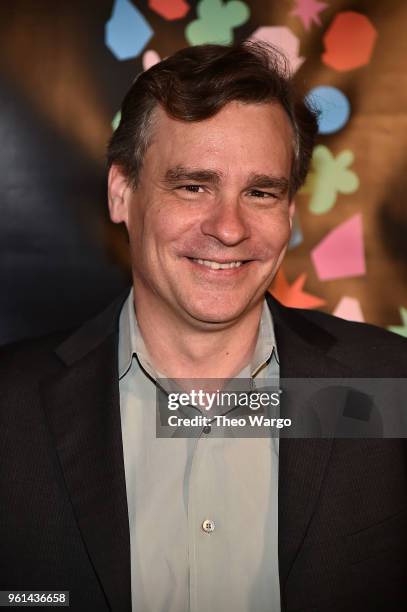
left=131, top=288, right=264, bottom=380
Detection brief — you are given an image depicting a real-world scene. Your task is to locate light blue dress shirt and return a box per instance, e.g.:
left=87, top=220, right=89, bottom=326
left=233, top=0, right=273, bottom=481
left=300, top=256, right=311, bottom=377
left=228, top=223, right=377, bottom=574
left=118, top=289, right=281, bottom=612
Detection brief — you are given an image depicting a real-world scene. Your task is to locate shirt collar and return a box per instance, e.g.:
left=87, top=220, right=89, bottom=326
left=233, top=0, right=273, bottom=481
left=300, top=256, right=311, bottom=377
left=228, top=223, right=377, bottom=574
left=118, top=288, right=160, bottom=380
left=118, top=288, right=278, bottom=381
left=252, top=298, right=279, bottom=376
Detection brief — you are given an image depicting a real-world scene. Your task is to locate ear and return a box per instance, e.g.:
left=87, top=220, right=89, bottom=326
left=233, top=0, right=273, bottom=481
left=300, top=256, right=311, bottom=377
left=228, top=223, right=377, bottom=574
left=107, top=164, right=132, bottom=226
left=288, top=199, right=296, bottom=230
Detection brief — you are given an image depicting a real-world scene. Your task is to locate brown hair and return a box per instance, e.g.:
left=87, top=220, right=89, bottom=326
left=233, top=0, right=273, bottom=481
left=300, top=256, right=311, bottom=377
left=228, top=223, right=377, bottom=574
left=107, top=41, right=318, bottom=197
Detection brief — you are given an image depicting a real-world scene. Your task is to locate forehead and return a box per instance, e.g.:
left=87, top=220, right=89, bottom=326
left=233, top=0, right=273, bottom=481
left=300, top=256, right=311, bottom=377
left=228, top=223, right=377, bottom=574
left=145, top=101, right=294, bottom=178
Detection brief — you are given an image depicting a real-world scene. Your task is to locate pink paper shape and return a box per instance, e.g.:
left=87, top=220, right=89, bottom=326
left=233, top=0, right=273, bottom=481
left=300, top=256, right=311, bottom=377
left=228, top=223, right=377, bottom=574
left=291, top=0, right=328, bottom=30
left=249, top=26, right=305, bottom=73
left=311, top=213, right=365, bottom=281
left=333, top=296, right=364, bottom=322
left=142, top=49, right=161, bottom=70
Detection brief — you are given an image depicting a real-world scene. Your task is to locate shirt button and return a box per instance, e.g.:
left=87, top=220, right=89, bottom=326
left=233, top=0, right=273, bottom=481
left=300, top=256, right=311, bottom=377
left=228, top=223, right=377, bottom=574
left=202, top=519, right=215, bottom=533
left=202, top=425, right=211, bottom=434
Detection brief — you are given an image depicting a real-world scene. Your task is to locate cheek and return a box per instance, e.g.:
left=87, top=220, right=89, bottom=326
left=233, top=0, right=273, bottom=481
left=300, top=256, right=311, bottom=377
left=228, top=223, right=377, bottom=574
left=128, top=204, right=165, bottom=249
left=133, top=210, right=193, bottom=268
left=151, top=211, right=203, bottom=258
left=253, top=213, right=292, bottom=257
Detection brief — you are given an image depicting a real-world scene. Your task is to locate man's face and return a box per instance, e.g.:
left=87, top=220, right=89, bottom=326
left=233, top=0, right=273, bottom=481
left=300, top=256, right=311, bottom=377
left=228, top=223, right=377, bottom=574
left=110, top=101, right=295, bottom=328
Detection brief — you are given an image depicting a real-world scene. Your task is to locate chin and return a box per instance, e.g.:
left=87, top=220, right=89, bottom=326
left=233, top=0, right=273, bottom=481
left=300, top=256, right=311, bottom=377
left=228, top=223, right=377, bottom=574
left=183, top=300, right=251, bottom=327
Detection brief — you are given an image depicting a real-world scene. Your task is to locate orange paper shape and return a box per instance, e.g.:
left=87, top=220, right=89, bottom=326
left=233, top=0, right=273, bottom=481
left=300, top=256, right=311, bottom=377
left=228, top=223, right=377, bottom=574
left=269, top=269, right=326, bottom=309
left=149, top=0, right=190, bottom=20
left=322, top=12, right=377, bottom=71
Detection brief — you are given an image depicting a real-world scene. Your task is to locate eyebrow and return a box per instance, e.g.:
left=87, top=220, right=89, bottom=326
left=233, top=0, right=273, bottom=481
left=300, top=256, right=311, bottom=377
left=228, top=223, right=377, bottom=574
left=246, top=173, right=289, bottom=195
left=163, top=166, right=223, bottom=186
left=162, top=166, right=289, bottom=194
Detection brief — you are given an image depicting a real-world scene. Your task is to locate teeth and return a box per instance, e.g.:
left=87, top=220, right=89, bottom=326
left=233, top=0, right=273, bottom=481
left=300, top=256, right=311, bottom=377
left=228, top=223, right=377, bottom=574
left=193, top=259, right=243, bottom=270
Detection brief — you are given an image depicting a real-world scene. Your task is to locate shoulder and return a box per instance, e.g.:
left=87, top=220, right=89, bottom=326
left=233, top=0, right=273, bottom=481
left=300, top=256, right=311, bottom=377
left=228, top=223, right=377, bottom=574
left=267, top=292, right=406, bottom=349
left=0, top=330, right=74, bottom=430
left=296, top=306, right=406, bottom=347
left=285, top=305, right=407, bottom=374
left=0, top=289, right=130, bottom=381
left=0, top=330, right=72, bottom=384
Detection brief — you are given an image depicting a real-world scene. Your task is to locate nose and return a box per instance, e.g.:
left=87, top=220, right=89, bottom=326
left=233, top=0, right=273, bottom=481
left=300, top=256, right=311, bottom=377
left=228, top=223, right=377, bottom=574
left=200, top=197, right=250, bottom=246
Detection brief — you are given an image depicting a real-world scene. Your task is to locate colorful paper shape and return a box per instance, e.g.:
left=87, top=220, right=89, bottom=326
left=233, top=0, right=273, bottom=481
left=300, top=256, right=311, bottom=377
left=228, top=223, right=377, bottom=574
left=142, top=49, right=161, bottom=70
left=301, top=145, right=359, bottom=214
left=307, top=86, right=351, bottom=135
left=322, top=12, right=377, bottom=72
left=388, top=307, right=407, bottom=338
left=288, top=212, right=303, bottom=250
left=269, top=269, right=326, bottom=309
left=250, top=26, right=305, bottom=73
left=311, top=213, right=366, bottom=281
left=185, top=0, right=250, bottom=46
left=333, top=297, right=364, bottom=322
left=148, top=0, right=190, bottom=20
left=105, top=0, right=153, bottom=60
left=291, top=0, right=328, bottom=30
left=112, top=110, right=121, bottom=131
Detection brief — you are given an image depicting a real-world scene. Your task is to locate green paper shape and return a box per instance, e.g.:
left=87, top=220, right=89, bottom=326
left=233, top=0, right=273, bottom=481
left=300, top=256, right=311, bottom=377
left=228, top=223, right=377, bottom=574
left=301, top=145, right=359, bottom=215
left=185, top=0, right=250, bottom=45
left=388, top=307, right=407, bottom=338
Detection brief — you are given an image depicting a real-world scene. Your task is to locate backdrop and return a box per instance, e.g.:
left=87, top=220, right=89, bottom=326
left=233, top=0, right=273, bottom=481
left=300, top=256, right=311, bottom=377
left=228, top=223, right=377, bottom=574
left=1, top=0, right=406, bottom=345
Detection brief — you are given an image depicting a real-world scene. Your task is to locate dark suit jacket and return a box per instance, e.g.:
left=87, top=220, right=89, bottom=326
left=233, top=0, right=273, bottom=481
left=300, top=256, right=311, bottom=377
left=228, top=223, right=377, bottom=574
left=1, top=292, right=407, bottom=612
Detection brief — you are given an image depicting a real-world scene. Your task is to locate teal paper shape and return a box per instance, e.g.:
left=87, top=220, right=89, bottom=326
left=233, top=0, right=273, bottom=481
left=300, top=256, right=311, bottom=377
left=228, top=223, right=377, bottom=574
left=302, top=145, right=359, bottom=214
left=186, top=0, right=250, bottom=45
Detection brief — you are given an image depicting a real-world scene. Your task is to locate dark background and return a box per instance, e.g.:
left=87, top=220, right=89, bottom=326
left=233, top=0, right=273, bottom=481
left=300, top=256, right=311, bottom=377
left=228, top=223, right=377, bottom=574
left=1, top=0, right=406, bottom=345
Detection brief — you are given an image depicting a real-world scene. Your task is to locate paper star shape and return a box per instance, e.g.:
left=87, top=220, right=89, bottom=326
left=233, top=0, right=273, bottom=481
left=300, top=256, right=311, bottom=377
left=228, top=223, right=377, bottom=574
left=269, top=269, right=326, bottom=309
left=388, top=307, right=407, bottom=338
left=291, top=0, right=328, bottom=30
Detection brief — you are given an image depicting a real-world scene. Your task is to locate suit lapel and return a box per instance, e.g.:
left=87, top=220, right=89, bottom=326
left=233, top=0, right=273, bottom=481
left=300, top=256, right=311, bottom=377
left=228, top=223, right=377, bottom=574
left=266, top=295, right=352, bottom=591
left=42, top=293, right=131, bottom=612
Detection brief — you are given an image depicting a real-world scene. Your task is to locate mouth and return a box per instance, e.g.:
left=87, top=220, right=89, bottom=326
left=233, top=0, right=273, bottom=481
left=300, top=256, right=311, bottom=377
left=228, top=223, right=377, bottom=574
left=189, top=258, right=247, bottom=270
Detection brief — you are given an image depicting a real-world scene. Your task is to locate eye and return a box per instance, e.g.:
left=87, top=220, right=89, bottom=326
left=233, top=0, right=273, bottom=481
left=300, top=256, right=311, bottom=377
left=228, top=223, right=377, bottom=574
left=179, top=185, right=205, bottom=193
left=248, top=189, right=277, bottom=199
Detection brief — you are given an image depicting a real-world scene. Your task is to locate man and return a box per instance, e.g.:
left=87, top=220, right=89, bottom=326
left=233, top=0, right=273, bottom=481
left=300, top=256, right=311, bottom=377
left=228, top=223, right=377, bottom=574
left=1, top=42, right=407, bottom=612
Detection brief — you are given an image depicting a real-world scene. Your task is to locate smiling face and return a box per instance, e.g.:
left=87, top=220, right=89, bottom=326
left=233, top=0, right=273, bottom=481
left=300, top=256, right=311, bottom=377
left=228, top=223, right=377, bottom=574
left=108, top=101, right=295, bottom=329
